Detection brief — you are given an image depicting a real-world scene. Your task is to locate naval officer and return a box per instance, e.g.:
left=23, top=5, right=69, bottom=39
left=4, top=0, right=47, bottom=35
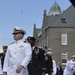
left=3, top=27, right=32, bottom=75
left=63, top=55, right=75, bottom=75
left=27, top=36, right=47, bottom=75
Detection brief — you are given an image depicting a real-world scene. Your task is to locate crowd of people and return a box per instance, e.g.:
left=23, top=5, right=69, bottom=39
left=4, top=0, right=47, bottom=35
left=0, top=26, right=75, bottom=75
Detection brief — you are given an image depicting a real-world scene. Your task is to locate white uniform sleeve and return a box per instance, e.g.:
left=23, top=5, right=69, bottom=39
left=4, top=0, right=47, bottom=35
left=21, top=44, right=32, bottom=68
left=53, top=60, right=57, bottom=74
left=69, top=62, right=75, bottom=70
left=3, top=49, right=9, bottom=72
left=0, top=59, right=3, bottom=74
left=66, top=61, right=72, bottom=70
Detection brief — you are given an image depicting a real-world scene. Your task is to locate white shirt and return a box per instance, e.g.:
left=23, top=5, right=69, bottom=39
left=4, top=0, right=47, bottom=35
left=3, top=40, right=32, bottom=75
left=52, top=60, right=57, bottom=75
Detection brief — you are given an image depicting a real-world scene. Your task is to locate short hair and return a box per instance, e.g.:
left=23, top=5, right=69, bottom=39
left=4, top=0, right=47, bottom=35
left=3, top=45, right=8, bottom=49
left=27, top=36, right=36, bottom=41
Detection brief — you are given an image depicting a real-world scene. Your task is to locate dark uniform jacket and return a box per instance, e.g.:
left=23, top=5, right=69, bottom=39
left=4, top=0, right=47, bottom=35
left=28, top=46, right=46, bottom=75
left=45, top=53, right=53, bottom=74
left=1, top=53, right=5, bottom=69
left=56, top=65, right=63, bottom=75
left=73, top=72, right=75, bottom=75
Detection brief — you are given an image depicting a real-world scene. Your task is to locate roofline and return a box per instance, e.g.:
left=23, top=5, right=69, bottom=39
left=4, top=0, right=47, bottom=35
left=45, top=25, right=75, bottom=30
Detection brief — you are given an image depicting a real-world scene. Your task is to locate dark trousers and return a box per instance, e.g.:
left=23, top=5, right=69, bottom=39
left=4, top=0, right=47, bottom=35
left=73, top=71, right=75, bottom=75
left=28, top=64, right=42, bottom=75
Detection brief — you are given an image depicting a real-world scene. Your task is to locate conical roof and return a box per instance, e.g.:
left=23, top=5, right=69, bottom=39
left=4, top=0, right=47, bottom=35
left=49, top=2, right=62, bottom=16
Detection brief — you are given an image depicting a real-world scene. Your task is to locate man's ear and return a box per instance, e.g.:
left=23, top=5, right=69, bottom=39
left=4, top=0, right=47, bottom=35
left=69, top=0, right=75, bottom=7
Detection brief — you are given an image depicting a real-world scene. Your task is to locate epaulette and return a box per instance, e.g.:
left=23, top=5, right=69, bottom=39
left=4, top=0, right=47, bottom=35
left=23, top=41, right=29, bottom=44
left=9, top=42, right=15, bottom=45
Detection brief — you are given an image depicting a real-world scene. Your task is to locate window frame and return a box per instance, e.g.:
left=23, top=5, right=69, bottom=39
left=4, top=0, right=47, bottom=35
left=61, top=33, right=67, bottom=45
left=61, top=52, right=68, bottom=65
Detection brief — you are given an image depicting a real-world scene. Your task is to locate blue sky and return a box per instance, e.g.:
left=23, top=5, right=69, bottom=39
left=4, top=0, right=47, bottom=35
left=0, top=0, right=71, bottom=46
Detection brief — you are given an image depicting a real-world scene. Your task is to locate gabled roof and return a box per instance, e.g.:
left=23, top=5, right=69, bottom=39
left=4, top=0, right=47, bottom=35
left=47, top=5, right=75, bottom=28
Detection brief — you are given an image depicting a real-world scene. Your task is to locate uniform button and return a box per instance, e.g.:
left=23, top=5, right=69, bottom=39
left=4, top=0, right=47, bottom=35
left=15, top=47, right=17, bottom=49
left=36, top=56, right=37, bottom=58
left=13, top=63, right=15, bottom=65
left=14, top=52, right=16, bottom=54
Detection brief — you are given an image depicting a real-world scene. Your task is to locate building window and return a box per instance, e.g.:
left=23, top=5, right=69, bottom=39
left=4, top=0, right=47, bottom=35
left=61, top=17, right=67, bottom=23
left=61, top=33, right=67, bottom=45
left=61, top=52, right=68, bottom=65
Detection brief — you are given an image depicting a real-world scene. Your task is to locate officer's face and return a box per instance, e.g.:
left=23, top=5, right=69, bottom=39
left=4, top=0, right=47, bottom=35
left=57, top=62, right=60, bottom=65
left=3, top=48, right=7, bottom=53
left=27, top=40, right=32, bottom=43
left=72, top=57, right=75, bottom=62
left=13, top=33, right=23, bottom=41
left=28, top=40, right=35, bottom=47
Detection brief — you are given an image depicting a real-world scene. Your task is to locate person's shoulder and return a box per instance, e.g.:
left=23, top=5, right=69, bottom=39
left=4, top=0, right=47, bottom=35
left=52, top=60, right=56, bottom=63
left=8, top=42, right=15, bottom=48
left=23, top=41, right=30, bottom=44
left=23, top=41, right=30, bottom=45
left=9, top=42, right=15, bottom=45
left=37, top=46, right=45, bottom=53
left=23, top=41, right=31, bottom=47
left=66, top=60, right=71, bottom=64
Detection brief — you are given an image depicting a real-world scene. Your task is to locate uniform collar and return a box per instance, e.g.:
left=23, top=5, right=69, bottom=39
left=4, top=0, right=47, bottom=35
left=15, top=39, right=23, bottom=44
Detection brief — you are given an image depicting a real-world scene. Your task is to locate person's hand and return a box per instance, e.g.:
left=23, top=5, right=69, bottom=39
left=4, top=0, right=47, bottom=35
left=16, top=65, right=23, bottom=73
left=41, top=72, right=45, bottom=75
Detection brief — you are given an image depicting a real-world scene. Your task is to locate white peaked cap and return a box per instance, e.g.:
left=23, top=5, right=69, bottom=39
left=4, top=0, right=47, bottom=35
left=13, top=26, right=26, bottom=35
left=71, top=55, right=75, bottom=58
left=47, top=51, right=53, bottom=55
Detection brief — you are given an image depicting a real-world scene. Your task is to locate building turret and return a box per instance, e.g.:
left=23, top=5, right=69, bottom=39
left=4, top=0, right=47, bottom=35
left=49, top=1, right=62, bottom=16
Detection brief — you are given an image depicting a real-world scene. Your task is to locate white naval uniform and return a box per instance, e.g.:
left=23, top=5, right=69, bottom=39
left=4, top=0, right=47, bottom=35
left=63, top=60, right=75, bottom=75
left=3, top=40, right=32, bottom=75
left=52, top=60, right=56, bottom=75
left=0, top=59, right=3, bottom=74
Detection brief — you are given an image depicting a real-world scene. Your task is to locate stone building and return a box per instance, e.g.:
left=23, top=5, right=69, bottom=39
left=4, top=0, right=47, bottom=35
left=33, top=2, right=75, bottom=67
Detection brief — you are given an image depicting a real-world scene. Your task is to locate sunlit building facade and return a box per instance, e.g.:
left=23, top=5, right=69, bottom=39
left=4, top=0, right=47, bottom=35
left=33, top=2, right=75, bottom=68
